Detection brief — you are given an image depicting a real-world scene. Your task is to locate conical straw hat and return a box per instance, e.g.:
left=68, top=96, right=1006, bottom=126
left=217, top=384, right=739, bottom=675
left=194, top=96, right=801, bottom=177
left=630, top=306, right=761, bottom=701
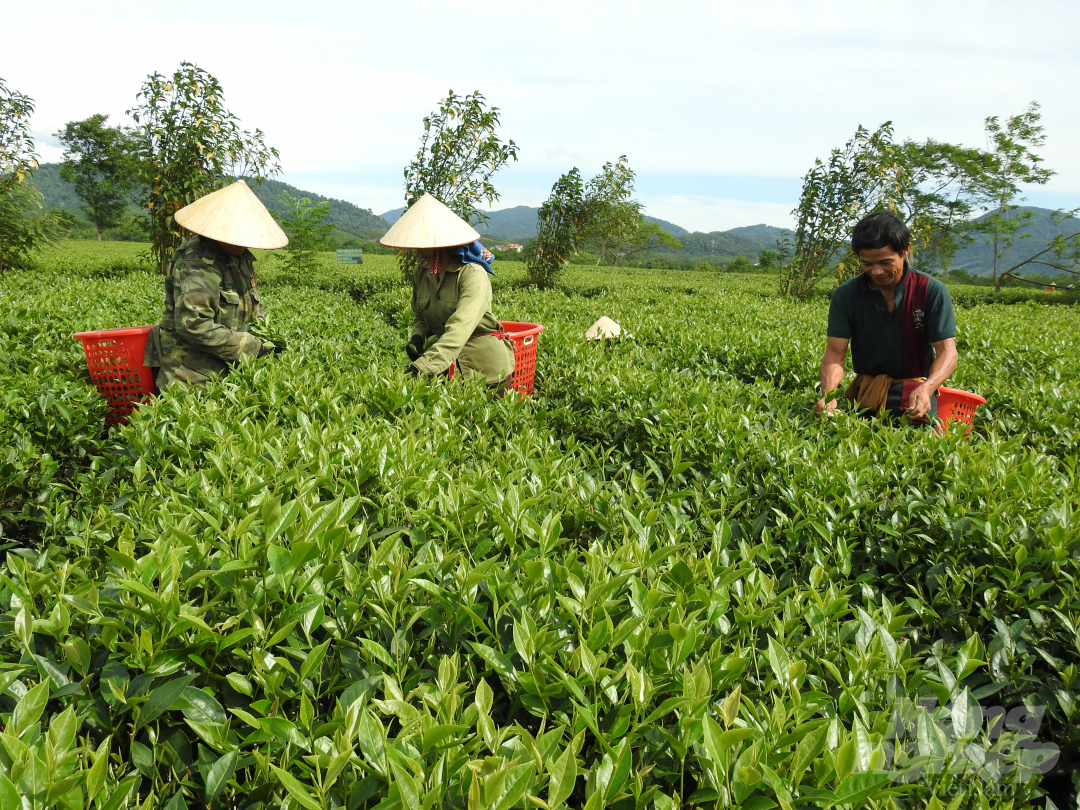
left=380, top=193, right=480, bottom=249
left=174, top=180, right=289, bottom=249
left=585, top=316, right=631, bottom=340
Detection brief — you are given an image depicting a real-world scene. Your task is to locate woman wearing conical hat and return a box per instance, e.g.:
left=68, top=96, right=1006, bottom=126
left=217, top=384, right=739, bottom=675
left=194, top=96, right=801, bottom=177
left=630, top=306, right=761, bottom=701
left=143, top=181, right=289, bottom=390
left=382, top=194, right=515, bottom=389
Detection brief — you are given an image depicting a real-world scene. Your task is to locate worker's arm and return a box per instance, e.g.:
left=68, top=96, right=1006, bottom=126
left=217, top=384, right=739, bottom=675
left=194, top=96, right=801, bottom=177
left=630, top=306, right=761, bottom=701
left=175, top=264, right=262, bottom=361
left=814, top=336, right=849, bottom=414
left=905, top=337, right=958, bottom=419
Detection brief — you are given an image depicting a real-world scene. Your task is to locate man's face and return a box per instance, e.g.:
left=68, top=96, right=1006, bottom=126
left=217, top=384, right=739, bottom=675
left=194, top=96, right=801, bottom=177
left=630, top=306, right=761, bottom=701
left=858, top=245, right=909, bottom=288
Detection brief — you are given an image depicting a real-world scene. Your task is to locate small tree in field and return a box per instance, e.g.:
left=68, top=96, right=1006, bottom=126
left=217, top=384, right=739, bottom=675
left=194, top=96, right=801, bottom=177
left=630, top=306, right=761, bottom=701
left=968, top=103, right=1056, bottom=289
left=781, top=123, right=907, bottom=297
left=0, top=77, right=64, bottom=272
left=400, top=90, right=518, bottom=280
left=525, top=156, right=640, bottom=288
left=404, top=90, right=518, bottom=224
left=56, top=114, right=141, bottom=240
left=0, top=77, right=37, bottom=193
left=128, top=63, right=280, bottom=272
left=274, top=191, right=335, bottom=280
left=783, top=103, right=1078, bottom=296
left=596, top=220, right=682, bottom=266
left=782, top=123, right=993, bottom=297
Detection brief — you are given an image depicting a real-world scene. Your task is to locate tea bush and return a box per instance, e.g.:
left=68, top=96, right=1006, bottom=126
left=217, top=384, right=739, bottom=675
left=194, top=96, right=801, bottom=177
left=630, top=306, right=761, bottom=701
left=0, top=241, right=1077, bottom=809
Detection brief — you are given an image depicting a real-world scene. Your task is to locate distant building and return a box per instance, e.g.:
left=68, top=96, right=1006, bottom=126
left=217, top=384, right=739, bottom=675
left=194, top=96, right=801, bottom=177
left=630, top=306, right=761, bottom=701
left=493, top=243, right=523, bottom=252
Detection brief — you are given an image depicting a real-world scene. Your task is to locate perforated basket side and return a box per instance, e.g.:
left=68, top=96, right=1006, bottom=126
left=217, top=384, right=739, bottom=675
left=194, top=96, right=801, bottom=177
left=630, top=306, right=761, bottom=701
left=501, top=322, right=543, bottom=396
left=509, top=337, right=539, bottom=395
left=75, top=327, right=156, bottom=425
left=935, top=387, right=985, bottom=437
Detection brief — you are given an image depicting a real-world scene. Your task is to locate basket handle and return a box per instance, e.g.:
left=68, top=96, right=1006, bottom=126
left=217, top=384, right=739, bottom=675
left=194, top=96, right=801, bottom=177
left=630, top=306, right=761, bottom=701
left=522, top=334, right=535, bottom=346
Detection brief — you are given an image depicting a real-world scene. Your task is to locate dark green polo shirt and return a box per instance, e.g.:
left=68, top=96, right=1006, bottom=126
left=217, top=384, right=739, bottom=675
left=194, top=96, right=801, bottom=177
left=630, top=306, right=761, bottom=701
left=827, top=267, right=956, bottom=415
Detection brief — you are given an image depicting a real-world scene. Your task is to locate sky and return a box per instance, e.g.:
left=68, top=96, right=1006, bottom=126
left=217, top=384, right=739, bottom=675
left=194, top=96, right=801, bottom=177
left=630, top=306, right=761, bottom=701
left=5, top=0, right=1079, bottom=232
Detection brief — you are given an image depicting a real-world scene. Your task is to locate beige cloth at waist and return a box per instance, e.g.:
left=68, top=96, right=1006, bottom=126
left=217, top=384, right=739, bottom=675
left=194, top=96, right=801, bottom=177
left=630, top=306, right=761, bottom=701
left=844, top=373, right=927, bottom=414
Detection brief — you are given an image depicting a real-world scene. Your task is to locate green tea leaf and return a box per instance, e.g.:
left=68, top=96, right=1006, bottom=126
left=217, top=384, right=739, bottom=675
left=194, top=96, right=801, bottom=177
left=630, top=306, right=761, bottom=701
left=12, top=680, right=49, bottom=737
left=178, top=686, right=227, bottom=725
left=470, top=642, right=516, bottom=680
left=136, top=674, right=196, bottom=729
left=301, top=639, right=331, bottom=682
left=204, top=748, right=238, bottom=803
left=547, top=743, right=577, bottom=809
left=271, top=764, right=321, bottom=810
left=388, top=754, right=420, bottom=810
left=265, top=499, right=300, bottom=544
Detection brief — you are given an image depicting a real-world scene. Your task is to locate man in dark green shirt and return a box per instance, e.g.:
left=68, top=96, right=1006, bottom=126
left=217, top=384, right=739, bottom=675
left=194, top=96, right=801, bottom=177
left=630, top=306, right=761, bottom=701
left=813, top=212, right=958, bottom=424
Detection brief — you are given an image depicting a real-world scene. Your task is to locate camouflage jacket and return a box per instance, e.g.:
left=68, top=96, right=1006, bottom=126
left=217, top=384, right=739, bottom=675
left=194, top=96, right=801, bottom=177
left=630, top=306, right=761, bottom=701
left=144, top=237, right=265, bottom=388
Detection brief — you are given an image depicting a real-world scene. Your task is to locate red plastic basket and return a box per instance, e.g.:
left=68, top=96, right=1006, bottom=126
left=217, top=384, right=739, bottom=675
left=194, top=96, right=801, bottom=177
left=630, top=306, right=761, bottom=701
left=73, top=326, right=157, bottom=426
left=936, top=386, right=985, bottom=436
left=500, top=321, right=544, bottom=396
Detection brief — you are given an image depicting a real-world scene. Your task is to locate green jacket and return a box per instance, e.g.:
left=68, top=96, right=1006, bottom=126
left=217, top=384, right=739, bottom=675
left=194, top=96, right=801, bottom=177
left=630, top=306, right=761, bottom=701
left=144, top=237, right=266, bottom=389
left=410, top=254, right=515, bottom=382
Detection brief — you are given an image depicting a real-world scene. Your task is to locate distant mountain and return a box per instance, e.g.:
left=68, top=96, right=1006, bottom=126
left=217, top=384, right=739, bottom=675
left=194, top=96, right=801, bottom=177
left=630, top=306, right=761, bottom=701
left=24, top=164, right=85, bottom=214
left=382, top=207, right=695, bottom=242
left=248, top=178, right=389, bottom=237
left=949, top=206, right=1080, bottom=277
left=668, top=224, right=789, bottom=259
left=27, top=164, right=390, bottom=240
left=644, top=216, right=688, bottom=237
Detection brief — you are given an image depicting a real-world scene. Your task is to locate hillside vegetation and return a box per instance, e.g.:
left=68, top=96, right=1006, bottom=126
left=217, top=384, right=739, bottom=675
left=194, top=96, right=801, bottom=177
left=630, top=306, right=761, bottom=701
left=1, top=240, right=1077, bottom=808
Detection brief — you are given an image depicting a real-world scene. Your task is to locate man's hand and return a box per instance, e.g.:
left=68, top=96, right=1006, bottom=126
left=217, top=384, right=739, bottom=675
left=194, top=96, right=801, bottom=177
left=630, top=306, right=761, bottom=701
left=257, top=340, right=285, bottom=358
left=905, top=384, right=933, bottom=419
left=405, top=335, right=425, bottom=362
left=814, top=397, right=839, bottom=416
left=816, top=337, right=848, bottom=419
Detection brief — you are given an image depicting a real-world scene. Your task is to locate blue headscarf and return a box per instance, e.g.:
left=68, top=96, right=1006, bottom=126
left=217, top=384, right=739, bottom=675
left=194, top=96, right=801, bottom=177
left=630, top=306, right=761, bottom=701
left=452, top=241, right=496, bottom=275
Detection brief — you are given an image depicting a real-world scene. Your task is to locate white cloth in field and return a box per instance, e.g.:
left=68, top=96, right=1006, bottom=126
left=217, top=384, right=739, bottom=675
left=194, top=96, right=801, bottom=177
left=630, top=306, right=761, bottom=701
left=585, top=316, right=631, bottom=340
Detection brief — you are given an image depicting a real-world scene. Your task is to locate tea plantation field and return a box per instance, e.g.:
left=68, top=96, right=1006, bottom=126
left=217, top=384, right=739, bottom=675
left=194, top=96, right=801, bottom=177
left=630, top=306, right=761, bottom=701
left=1, top=240, right=1079, bottom=809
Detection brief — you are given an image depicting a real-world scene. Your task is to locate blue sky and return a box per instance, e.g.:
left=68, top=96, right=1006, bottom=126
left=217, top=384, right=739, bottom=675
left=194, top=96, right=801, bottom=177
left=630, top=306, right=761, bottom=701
left=7, top=0, right=1079, bottom=232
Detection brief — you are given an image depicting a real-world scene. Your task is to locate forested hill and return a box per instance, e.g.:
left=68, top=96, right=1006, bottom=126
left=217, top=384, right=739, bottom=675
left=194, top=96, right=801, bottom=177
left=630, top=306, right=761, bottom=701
left=248, top=178, right=389, bottom=237
left=663, top=224, right=788, bottom=258
left=27, top=165, right=391, bottom=239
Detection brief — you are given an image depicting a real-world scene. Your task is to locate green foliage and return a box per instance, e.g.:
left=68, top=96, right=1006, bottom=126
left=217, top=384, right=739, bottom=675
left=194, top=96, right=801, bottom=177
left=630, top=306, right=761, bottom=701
left=786, top=103, right=1078, bottom=297
left=0, top=77, right=63, bottom=273
left=526, top=157, right=640, bottom=288
left=403, top=90, right=519, bottom=224
left=962, top=103, right=1079, bottom=289
left=594, top=219, right=683, bottom=267
left=782, top=123, right=911, bottom=298
left=726, top=255, right=755, bottom=273
left=0, top=183, right=67, bottom=272
left=0, top=241, right=1078, bottom=807
left=55, top=114, right=141, bottom=237
left=400, top=90, right=519, bottom=282
left=274, top=191, right=336, bottom=280
left=0, top=76, right=38, bottom=193
left=127, top=62, right=280, bottom=272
